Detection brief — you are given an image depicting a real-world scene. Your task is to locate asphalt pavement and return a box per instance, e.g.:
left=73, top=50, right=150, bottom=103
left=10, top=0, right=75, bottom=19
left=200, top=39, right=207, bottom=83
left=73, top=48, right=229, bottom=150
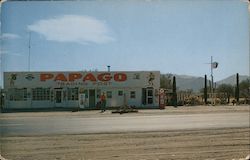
left=0, top=111, right=249, bottom=136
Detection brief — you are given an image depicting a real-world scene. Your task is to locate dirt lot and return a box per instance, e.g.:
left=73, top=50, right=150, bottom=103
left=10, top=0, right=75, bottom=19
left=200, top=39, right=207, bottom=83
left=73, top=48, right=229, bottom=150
left=1, top=128, right=249, bottom=160
left=1, top=105, right=250, bottom=160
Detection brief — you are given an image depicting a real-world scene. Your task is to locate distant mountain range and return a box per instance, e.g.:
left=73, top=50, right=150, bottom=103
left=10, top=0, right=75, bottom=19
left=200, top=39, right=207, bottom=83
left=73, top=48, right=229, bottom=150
left=162, top=74, right=249, bottom=92
left=216, top=75, right=249, bottom=85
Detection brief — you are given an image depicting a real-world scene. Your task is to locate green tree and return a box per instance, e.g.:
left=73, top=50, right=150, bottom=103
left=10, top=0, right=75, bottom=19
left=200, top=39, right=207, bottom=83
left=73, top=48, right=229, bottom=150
left=235, top=73, right=239, bottom=102
left=239, top=78, right=250, bottom=98
left=172, top=76, right=177, bottom=107
left=204, top=74, right=207, bottom=104
left=216, top=84, right=234, bottom=104
left=160, top=74, right=172, bottom=89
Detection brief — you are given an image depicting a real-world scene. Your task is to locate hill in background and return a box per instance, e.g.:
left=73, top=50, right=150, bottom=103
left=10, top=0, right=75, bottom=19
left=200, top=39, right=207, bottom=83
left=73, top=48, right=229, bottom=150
left=162, top=74, right=249, bottom=93
left=216, top=75, right=249, bottom=85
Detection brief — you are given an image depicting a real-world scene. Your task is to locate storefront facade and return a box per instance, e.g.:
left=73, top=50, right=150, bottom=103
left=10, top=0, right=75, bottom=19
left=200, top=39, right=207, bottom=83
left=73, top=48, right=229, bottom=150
left=3, top=71, right=160, bottom=109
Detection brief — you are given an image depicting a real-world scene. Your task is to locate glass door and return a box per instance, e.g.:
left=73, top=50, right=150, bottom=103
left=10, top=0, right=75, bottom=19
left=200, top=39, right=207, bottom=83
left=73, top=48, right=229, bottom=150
left=55, top=89, right=63, bottom=107
left=142, top=88, right=154, bottom=105
left=146, top=88, right=153, bottom=105
left=89, top=89, right=96, bottom=108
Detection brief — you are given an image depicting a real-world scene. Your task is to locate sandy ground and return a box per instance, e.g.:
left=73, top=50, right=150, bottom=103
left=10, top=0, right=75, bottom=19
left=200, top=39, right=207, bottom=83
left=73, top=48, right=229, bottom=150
left=1, top=105, right=250, bottom=160
left=1, top=128, right=250, bottom=160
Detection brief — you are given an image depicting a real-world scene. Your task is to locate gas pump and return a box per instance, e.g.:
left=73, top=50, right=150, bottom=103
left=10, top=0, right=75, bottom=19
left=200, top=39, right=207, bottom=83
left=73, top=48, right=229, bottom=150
left=159, top=89, right=165, bottom=109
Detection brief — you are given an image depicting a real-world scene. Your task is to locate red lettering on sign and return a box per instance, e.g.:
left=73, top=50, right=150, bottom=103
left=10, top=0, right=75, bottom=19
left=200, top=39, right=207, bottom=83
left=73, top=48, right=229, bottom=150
left=40, top=73, right=54, bottom=81
left=54, top=73, right=67, bottom=81
left=114, top=73, right=127, bottom=81
left=40, top=72, right=127, bottom=82
left=97, top=73, right=112, bottom=81
left=69, top=73, right=82, bottom=81
left=83, top=73, right=97, bottom=82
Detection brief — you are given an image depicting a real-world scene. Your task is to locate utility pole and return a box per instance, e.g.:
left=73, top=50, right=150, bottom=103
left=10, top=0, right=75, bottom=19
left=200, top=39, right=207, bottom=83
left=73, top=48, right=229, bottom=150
left=28, top=31, right=31, bottom=72
left=210, top=56, right=218, bottom=106
left=211, top=56, right=214, bottom=105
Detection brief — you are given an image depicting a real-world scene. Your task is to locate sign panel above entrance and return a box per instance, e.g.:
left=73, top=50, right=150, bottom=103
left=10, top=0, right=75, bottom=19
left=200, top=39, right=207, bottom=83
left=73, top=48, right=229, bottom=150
left=40, top=73, right=127, bottom=82
left=4, top=71, right=160, bottom=89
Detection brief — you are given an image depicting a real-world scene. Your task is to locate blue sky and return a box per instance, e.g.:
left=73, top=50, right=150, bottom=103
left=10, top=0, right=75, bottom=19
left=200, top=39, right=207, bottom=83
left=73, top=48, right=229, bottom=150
left=0, top=0, right=249, bottom=86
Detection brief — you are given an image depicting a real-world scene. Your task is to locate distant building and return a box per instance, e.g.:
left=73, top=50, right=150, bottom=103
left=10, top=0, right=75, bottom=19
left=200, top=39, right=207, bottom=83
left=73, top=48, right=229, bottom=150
left=3, top=71, right=160, bottom=110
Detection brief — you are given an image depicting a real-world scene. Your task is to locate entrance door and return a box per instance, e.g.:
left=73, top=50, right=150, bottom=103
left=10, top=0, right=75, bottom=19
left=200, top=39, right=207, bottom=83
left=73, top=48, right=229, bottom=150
left=89, top=89, right=96, bottom=108
left=146, top=88, right=153, bottom=105
left=55, top=89, right=63, bottom=107
left=142, top=88, right=153, bottom=105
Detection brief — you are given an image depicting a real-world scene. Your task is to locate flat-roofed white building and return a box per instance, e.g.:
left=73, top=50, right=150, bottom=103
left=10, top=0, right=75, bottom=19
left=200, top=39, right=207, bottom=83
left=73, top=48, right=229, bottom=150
left=3, top=71, right=160, bottom=110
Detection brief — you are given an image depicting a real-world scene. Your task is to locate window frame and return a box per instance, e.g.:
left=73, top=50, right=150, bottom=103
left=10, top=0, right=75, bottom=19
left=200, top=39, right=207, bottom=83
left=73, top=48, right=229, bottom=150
left=130, top=91, right=136, bottom=99
left=118, top=90, right=123, bottom=96
left=106, top=91, right=112, bottom=98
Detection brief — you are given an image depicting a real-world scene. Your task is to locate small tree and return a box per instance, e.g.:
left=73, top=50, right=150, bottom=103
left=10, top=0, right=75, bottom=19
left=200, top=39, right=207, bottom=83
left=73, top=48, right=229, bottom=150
left=172, top=76, right=177, bottom=107
left=216, top=84, right=234, bottom=104
left=204, top=74, right=207, bottom=104
left=235, top=73, right=239, bottom=103
left=160, top=74, right=172, bottom=89
left=239, top=79, right=250, bottom=99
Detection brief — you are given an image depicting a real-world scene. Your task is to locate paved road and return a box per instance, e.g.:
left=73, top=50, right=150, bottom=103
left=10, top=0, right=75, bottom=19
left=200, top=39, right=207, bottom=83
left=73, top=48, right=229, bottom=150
left=0, top=112, right=249, bottom=136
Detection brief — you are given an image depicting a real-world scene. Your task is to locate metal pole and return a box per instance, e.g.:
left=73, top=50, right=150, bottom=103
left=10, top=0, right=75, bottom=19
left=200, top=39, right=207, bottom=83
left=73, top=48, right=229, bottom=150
left=211, top=56, right=214, bottom=105
left=28, top=31, right=31, bottom=71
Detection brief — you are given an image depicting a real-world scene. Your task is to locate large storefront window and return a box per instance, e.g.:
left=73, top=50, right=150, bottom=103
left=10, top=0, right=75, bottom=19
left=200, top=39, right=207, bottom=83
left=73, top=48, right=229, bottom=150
left=83, top=89, right=88, bottom=98
left=107, top=91, right=112, bottom=98
left=67, top=88, right=79, bottom=100
left=96, top=89, right=101, bottom=98
left=32, top=88, right=50, bottom=101
left=9, top=88, right=27, bottom=101
left=118, top=90, right=123, bottom=96
left=130, top=91, right=136, bottom=98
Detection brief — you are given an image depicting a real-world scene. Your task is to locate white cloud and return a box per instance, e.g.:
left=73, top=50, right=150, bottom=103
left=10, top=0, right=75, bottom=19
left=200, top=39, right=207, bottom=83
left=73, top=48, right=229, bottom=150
left=27, top=15, right=115, bottom=44
left=1, top=33, right=20, bottom=39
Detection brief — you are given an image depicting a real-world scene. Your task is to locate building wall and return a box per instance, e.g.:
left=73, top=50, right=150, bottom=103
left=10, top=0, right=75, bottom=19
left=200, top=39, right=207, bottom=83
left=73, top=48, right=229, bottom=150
left=3, top=71, right=160, bottom=109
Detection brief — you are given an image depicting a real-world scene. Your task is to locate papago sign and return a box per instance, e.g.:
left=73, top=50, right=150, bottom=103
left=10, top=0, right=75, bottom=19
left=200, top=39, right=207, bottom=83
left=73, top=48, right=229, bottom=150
left=40, top=73, right=127, bottom=82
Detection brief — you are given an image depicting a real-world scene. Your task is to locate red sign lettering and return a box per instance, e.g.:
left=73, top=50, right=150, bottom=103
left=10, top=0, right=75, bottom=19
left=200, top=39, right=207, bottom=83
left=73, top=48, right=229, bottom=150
left=114, top=73, right=127, bottom=81
left=69, top=73, right=82, bottom=81
left=97, top=73, right=112, bottom=81
left=83, top=73, right=97, bottom=82
left=40, top=73, right=54, bottom=81
left=54, top=74, right=67, bottom=81
left=40, top=72, right=127, bottom=82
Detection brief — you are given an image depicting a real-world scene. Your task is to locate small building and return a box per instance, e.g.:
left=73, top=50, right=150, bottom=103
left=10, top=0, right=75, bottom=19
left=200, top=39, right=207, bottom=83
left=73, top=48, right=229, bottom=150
left=3, top=71, right=160, bottom=110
